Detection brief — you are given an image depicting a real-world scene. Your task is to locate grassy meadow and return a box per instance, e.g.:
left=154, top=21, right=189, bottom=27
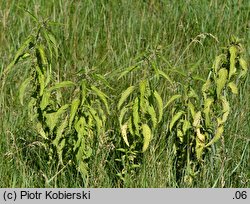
left=0, top=0, right=249, bottom=187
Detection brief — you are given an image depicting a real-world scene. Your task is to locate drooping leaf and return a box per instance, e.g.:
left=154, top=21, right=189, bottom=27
left=48, top=81, right=76, bottom=92
left=205, top=125, right=224, bottom=147
left=36, top=122, right=48, bottom=140
left=216, top=68, right=228, bottom=98
left=153, top=90, right=163, bottom=123
left=158, top=70, right=173, bottom=84
left=229, top=45, right=237, bottom=80
left=40, top=91, right=51, bottom=110
left=35, top=66, right=45, bottom=96
left=147, top=105, right=157, bottom=129
left=118, top=86, right=135, bottom=110
left=169, top=111, right=184, bottom=131
left=139, top=80, right=147, bottom=113
left=91, top=85, right=110, bottom=114
left=132, top=97, right=140, bottom=135
left=119, top=105, right=129, bottom=126
left=4, top=35, right=34, bottom=75
left=203, top=97, right=214, bottom=127
left=164, top=94, right=182, bottom=109
left=142, top=123, right=151, bottom=152
left=69, top=98, right=80, bottom=129
left=227, top=81, right=238, bottom=94
left=193, top=111, right=201, bottom=128
left=195, top=128, right=205, bottom=161
left=239, top=57, right=248, bottom=78
left=36, top=44, right=48, bottom=65
left=19, top=76, right=32, bottom=105
left=121, top=122, right=129, bottom=146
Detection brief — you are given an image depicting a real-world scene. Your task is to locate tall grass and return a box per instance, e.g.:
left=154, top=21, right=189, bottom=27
left=0, top=0, right=249, bottom=187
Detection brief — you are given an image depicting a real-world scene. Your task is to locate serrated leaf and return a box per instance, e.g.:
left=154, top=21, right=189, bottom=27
left=35, top=66, right=45, bottom=96
left=119, top=106, right=128, bottom=126
left=142, top=124, right=151, bottom=152
left=177, top=128, right=184, bottom=143
left=188, top=101, right=196, bottom=119
left=132, top=97, right=140, bottom=135
left=48, top=81, right=75, bottom=92
left=121, top=123, right=129, bottom=146
left=203, top=97, right=214, bottom=127
left=205, top=125, right=224, bottom=147
left=216, top=68, right=228, bottom=98
left=182, top=120, right=191, bottom=134
left=229, top=45, right=237, bottom=80
left=193, top=111, right=201, bottom=128
left=239, top=57, right=248, bottom=78
left=118, top=86, right=135, bottom=110
left=153, top=90, right=163, bottom=123
left=147, top=105, right=157, bottom=129
left=219, top=96, right=230, bottom=125
left=69, top=98, right=80, bottom=129
left=36, top=44, right=48, bottom=65
left=91, top=85, right=110, bottom=114
left=164, top=94, right=182, bottom=109
left=19, top=76, right=32, bottom=105
left=40, top=91, right=51, bottom=110
left=227, top=82, right=238, bottom=94
left=36, top=122, right=48, bottom=140
left=4, top=35, right=34, bottom=75
left=195, top=128, right=205, bottom=161
left=88, top=105, right=102, bottom=135
left=75, top=117, right=86, bottom=137
left=213, top=54, right=226, bottom=74
left=45, top=104, right=69, bottom=133
left=139, top=80, right=147, bottom=113
left=169, top=111, right=184, bottom=131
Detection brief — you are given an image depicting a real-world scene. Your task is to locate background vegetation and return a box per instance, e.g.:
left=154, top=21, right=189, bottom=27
left=0, top=0, right=249, bottom=187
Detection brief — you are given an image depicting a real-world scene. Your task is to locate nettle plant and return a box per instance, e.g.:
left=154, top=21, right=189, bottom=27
left=116, top=51, right=172, bottom=182
left=4, top=20, right=109, bottom=182
left=169, top=37, right=248, bottom=183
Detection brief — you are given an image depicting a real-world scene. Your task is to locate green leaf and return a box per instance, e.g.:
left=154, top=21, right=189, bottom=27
left=36, top=122, right=48, bottom=140
left=118, top=86, right=135, bottom=110
left=229, top=45, right=237, bottom=80
left=45, top=104, right=69, bottom=133
left=142, top=124, right=152, bottom=152
left=164, top=94, right=182, bottom=109
left=132, top=97, right=140, bottom=135
left=118, top=66, right=138, bottom=80
left=69, top=98, right=80, bottom=129
left=158, top=70, right=173, bottom=85
left=205, top=125, right=224, bottom=147
left=36, top=44, right=48, bottom=65
left=121, top=122, right=129, bottom=146
left=169, top=111, right=184, bottom=131
left=203, top=97, right=214, bottom=127
left=139, top=80, right=147, bottom=113
left=119, top=106, right=128, bottom=126
left=91, top=85, right=110, bottom=114
left=153, top=90, right=163, bottom=123
left=40, top=91, right=51, bottom=110
left=227, top=82, right=238, bottom=94
left=239, top=57, right=248, bottom=78
left=4, top=35, right=34, bottom=75
left=218, top=96, right=230, bottom=125
left=48, top=81, right=75, bottom=92
left=192, top=111, right=201, bottom=128
left=216, top=68, right=228, bottom=98
left=35, top=66, right=45, bottom=96
left=182, top=120, right=191, bottom=134
left=195, top=128, right=205, bottom=161
left=147, top=105, right=157, bottom=129
left=19, top=76, right=32, bottom=105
